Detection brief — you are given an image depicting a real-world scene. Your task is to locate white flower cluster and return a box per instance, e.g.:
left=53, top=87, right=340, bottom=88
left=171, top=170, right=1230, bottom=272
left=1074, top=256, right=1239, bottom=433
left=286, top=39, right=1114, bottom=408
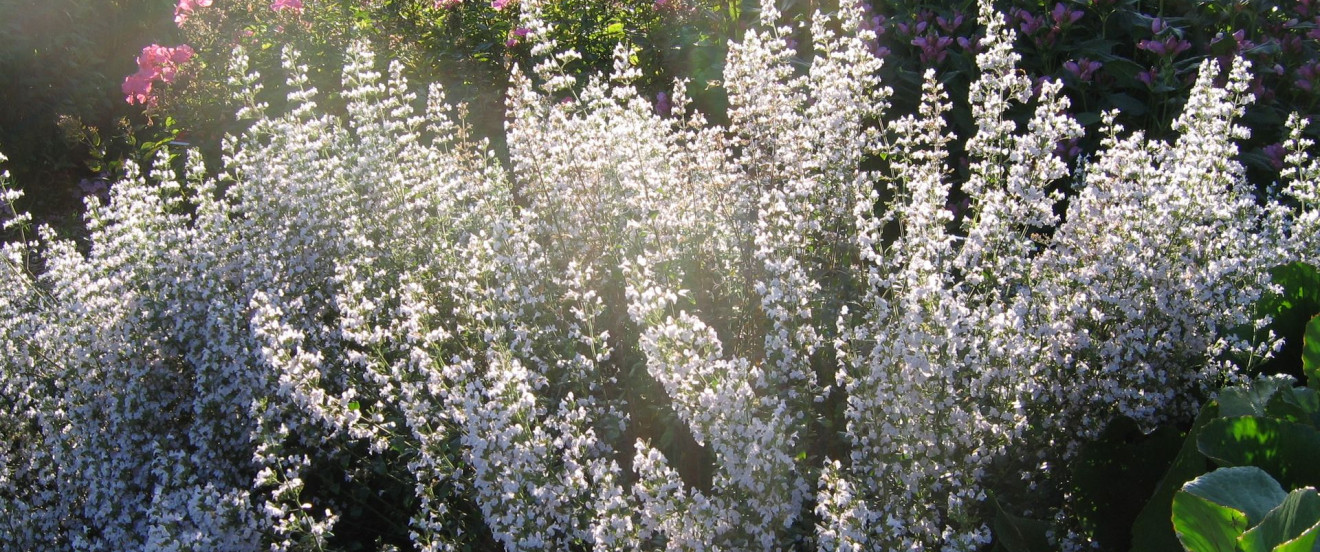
left=0, top=0, right=1312, bottom=550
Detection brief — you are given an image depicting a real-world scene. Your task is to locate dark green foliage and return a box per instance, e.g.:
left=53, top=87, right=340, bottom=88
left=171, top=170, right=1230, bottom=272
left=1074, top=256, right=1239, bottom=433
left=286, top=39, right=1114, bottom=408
left=1070, top=416, right=1186, bottom=550
left=1251, top=262, right=1320, bottom=379
left=0, top=0, right=177, bottom=230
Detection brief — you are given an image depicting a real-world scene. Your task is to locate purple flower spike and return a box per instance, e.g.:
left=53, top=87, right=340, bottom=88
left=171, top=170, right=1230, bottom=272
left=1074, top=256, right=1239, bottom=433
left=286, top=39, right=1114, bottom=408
left=936, top=13, right=964, bottom=33
left=1263, top=143, right=1287, bottom=170
left=1051, top=3, right=1083, bottom=26
left=912, top=34, right=953, bottom=65
left=655, top=91, right=671, bottom=116
left=1136, top=68, right=1158, bottom=87
left=1064, top=58, right=1102, bottom=82
left=1018, top=11, right=1044, bottom=35
left=1139, top=36, right=1191, bottom=58
left=957, top=35, right=981, bottom=54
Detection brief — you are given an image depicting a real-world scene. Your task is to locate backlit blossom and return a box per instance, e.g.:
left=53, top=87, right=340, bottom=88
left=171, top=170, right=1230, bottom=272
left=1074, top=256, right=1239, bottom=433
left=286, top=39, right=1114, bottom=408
left=271, top=0, right=304, bottom=14
left=174, top=0, right=213, bottom=25
left=122, top=43, right=195, bottom=105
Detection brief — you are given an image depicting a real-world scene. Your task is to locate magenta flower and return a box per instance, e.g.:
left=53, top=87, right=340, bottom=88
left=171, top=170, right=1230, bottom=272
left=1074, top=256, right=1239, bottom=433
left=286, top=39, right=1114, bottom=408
left=271, top=0, right=304, bottom=15
left=936, top=13, right=964, bottom=33
left=911, top=34, right=953, bottom=65
left=1138, top=36, right=1191, bottom=58
left=1014, top=9, right=1044, bottom=35
left=174, top=0, right=213, bottom=25
left=122, top=73, right=154, bottom=106
left=1050, top=3, right=1083, bottom=26
left=491, top=0, right=512, bottom=10
left=506, top=27, right=529, bottom=47
left=1297, top=61, right=1320, bottom=92
left=1136, top=67, right=1158, bottom=88
left=123, top=43, right=196, bottom=106
left=1063, top=58, right=1102, bottom=82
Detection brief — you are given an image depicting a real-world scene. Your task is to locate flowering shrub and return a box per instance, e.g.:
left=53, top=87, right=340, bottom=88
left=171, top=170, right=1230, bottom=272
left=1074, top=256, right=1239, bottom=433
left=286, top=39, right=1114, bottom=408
left=123, top=44, right=197, bottom=107
left=143, top=0, right=718, bottom=156
left=870, top=0, right=1320, bottom=188
left=3, top=0, right=1318, bottom=550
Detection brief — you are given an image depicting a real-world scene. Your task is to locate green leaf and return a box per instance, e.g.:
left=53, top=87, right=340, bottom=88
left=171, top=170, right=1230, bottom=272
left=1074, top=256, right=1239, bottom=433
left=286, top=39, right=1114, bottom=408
left=1107, top=92, right=1150, bottom=117
left=1075, top=111, right=1103, bottom=126
left=1264, top=387, right=1320, bottom=426
left=1239, top=488, right=1320, bottom=552
left=991, top=497, right=1053, bottom=552
left=1220, top=377, right=1298, bottom=418
left=1174, top=490, right=1252, bottom=552
left=1181, top=467, right=1287, bottom=527
left=1263, top=263, right=1320, bottom=318
left=348, top=401, right=360, bottom=411
left=1253, top=263, right=1320, bottom=378
left=1273, top=522, right=1320, bottom=552
left=1198, top=416, right=1320, bottom=489
left=1303, top=316, right=1320, bottom=389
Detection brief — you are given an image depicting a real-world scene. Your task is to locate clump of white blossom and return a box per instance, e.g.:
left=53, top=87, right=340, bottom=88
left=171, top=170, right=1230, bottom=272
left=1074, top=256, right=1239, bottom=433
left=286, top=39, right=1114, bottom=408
left=0, top=0, right=1310, bottom=549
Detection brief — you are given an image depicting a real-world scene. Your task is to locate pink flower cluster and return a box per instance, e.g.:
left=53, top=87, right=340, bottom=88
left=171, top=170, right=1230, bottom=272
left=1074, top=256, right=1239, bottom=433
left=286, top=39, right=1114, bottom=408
left=122, top=44, right=195, bottom=106
left=271, top=0, right=304, bottom=14
left=174, top=0, right=212, bottom=25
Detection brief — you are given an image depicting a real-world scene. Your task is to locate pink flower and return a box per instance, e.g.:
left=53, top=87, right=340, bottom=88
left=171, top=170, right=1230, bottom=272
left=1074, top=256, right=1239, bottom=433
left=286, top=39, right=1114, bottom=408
left=505, top=27, right=529, bottom=47
left=122, top=73, right=155, bottom=106
left=271, top=0, right=304, bottom=14
left=174, top=0, right=213, bottom=25
left=123, top=43, right=196, bottom=105
left=171, top=44, right=195, bottom=64
left=491, top=0, right=511, bottom=10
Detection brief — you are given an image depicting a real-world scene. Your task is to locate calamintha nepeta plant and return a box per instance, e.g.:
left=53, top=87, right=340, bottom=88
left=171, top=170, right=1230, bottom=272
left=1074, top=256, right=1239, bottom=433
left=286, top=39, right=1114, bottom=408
left=1, top=0, right=1315, bottom=550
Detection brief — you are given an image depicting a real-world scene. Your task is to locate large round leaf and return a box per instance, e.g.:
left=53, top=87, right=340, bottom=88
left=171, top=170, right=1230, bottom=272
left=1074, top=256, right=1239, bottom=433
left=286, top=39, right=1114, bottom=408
left=1174, top=468, right=1287, bottom=552
left=1198, top=417, right=1320, bottom=489
left=1239, top=488, right=1320, bottom=552
left=1235, top=488, right=1320, bottom=552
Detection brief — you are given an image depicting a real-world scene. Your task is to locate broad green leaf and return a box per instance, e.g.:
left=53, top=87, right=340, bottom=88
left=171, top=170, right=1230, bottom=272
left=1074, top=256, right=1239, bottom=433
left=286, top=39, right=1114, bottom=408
left=1265, top=387, right=1320, bottom=427
left=1173, top=490, right=1252, bottom=552
left=1273, top=522, right=1320, bottom=552
left=1181, top=467, right=1287, bottom=526
left=1198, top=417, right=1320, bottom=489
left=1107, top=93, right=1150, bottom=116
left=1304, top=315, right=1320, bottom=389
left=1239, top=488, right=1320, bottom=552
left=1221, top=377, right=1297, bottom=418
